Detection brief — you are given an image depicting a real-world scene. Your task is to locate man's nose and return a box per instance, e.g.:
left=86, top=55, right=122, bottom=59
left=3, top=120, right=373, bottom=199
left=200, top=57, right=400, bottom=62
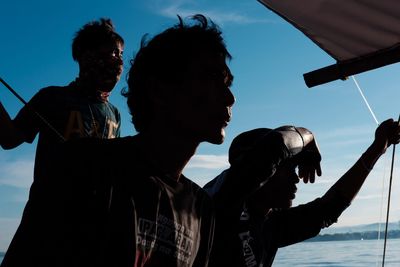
left=109, top=54, right=123, bottom=66
left=223, top=87, right=235, bottom=107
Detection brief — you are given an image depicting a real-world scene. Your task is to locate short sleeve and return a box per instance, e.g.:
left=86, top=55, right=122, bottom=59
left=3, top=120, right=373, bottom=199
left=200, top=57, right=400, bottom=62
left=13, top=89, right=48, bottom=143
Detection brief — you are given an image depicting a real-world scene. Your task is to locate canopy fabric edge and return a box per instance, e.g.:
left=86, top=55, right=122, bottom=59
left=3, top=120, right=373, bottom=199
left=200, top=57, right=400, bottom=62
left=304, top=44, right=400, bottom=88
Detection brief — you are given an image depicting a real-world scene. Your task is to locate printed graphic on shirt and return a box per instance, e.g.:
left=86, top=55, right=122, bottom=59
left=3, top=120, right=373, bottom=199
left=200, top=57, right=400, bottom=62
left=106, top=119, right=119, bottom=138
left=64, top=111, right=85, bottom=139
left=238, top=231, right=257, bottom=267
left=239, top=205, right=258, bottom=267
left=136, top=214, right=195, bottom=265
left=63, top=110, right=118, bottom=139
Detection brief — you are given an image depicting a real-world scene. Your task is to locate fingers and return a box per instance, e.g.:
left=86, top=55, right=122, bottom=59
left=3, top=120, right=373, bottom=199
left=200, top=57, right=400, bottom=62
left=392, top=120, right=400, bottom=144
left=316, top=162, right=322, bottom=177
left=298, top=165, right=307, bottom=183
left=298, top=163, right=320, bottom=184
left=296, top=148, right=322, bottom=184
left=299, top=169, right=313, bottom=183
left=394, top=135, right=400, bottom=144
left=309, top=169, right=315, bottom=183
left=373, top=119, right=400, bottom=151
left=385, top=119, right=400, bottom=145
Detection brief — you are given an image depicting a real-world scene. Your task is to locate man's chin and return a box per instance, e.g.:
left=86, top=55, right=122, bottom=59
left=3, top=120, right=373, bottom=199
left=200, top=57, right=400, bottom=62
left=100, top=80, right=118, bottom=92
left=207, top=133, right=225, bottom=145
left=281, top=200, right=293, bottom=209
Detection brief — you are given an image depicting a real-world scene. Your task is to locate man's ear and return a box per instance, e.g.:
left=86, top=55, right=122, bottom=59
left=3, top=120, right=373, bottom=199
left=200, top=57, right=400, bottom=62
left=146, top=77, right=172, bottom=111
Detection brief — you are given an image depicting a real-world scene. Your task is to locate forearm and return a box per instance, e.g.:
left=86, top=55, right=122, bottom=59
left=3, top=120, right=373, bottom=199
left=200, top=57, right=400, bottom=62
left=0, top=102, right=24, bottom=149
left=263, top=200, right=325, bottom=248
left=324, top=142, right=383, bottom=203
left=264, top=196, right=350, bottom=248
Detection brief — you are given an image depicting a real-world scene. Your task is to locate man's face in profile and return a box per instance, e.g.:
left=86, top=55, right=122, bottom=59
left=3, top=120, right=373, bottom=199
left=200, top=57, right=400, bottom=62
left=250, top=164, right=300, bottom=214
left=169, top=52, right=235, bottom=145
left=80, top=41, right=124, bottom=92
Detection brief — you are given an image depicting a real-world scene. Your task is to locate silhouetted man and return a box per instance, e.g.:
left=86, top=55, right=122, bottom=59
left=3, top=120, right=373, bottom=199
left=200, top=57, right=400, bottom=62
left=204, top=120, right=400, bottom=267
left=1, top=14, right=233, bottom=267
left=0, top=18, right=123, bottom=179
left=1, top=18, right=123, bottom=266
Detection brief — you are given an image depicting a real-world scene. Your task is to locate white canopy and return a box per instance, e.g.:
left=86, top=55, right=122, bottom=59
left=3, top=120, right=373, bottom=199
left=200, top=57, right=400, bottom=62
left=258, top=0, right=400, bottom=87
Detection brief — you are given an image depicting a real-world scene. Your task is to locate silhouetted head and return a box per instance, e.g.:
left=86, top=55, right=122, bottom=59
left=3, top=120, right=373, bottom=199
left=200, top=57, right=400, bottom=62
left=229, top=128, right=273, bottom=166
left=125, top=14, right=235, bottom=144
left=72, top=18, right=124, bottom=93
left=228, top=128, right=300, bottom=214
left=248, top=164, right=299, bottom=215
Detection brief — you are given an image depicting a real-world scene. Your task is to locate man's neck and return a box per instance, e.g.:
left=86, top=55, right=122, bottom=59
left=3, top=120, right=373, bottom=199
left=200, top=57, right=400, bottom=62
left=73, top=78, right=110, bottom=102
left=137, top=130, right=199, bottom=181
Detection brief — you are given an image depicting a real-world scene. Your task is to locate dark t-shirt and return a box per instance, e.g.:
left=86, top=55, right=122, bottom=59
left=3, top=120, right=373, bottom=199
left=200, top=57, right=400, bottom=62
left=13, top=82, right=121, bottom=180
left=203, top=129, right=290, bottom=267
left=1, top=136, right=214, bottom=267
left=205, top=171, right=349, bottom=267
left=2, top=83, right=121, bottom=267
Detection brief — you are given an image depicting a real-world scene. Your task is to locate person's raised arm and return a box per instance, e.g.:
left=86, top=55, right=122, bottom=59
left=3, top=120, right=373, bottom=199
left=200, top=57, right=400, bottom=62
left=324, top=118, right=400, bottom=202
left=0, top=101, right=24, bottom=149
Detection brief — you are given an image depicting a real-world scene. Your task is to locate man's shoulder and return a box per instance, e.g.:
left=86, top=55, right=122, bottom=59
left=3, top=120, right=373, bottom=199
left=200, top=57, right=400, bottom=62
left=29, top=84, right=73, bottom=103
left=203, top=170, right=228, bottom=197
left=180, top=176, right=214, bottom=204
left=36, top=84, right=71, bottom=94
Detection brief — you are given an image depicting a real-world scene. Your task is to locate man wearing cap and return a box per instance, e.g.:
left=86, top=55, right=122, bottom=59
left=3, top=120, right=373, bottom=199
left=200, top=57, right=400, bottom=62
left=204, top=120, right=400, bottom=267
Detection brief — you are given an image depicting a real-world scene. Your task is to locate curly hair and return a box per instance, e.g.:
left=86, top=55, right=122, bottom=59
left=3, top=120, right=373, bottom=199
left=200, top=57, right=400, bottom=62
left=124, top=14, right=232, bottom=133
left=72, top=18, right=124, bottom=62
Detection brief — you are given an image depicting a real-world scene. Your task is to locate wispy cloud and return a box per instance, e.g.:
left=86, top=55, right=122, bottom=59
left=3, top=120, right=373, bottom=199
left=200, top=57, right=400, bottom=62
left=355, top=194, right=385, bottom=200
left=184, top=154, right=229, bottom=187
left=317, top=124, right=374, bottom=143
left=150, top=0, right=275, bottom=25
left=314, top=178, right=334, bottom=185
left=316, top=124, right=376, bottom=155
left=0, top=218, right=20, bottom=251
left=0, top=160, right=33, bottom=188
left=186, top=154, right=229, bottom=169
left=322, top=137, right=372, bottom=149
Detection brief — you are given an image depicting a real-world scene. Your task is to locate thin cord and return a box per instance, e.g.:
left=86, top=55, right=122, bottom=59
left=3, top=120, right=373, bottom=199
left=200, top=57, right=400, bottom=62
left=375, top=153, right=388, bottom=267
left=350, top=75, right=389, bottom=266
left=351, top=76, right=379, bottom=125
left=382, top=143, right=395, bottom=267
left=381, top=114, right=400, bottom=267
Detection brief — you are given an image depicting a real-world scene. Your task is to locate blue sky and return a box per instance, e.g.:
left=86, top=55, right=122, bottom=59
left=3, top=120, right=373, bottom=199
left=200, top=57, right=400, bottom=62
left=1, top=0, right=400, bottom=252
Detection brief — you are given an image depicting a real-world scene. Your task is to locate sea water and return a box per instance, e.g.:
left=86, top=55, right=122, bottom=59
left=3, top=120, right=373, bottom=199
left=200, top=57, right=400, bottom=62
left=274, top=238, right=400, bottom=266
left=1, top=239, right=399, bottom=266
